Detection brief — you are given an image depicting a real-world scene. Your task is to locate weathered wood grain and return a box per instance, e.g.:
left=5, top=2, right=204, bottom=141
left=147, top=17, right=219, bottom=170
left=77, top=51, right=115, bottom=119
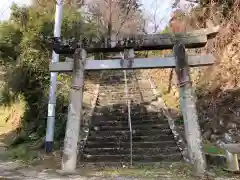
left=49, top=54, right=215, bottom=72
left=61, top=49, right=86, bottom=173
left=85, top=34, right=207, bottom=52
left=82, top=27, right=219, bottom=52
left=173, top=43, right=206, bottom=176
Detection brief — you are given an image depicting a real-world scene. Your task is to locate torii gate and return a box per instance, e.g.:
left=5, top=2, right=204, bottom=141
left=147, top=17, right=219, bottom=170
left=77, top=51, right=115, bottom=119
left=48, top=27, right=219, bottom=175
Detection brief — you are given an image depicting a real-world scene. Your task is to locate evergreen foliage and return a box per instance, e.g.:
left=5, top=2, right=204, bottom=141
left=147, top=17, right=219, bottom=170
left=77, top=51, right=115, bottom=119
left=0, top=1, right=98, bottom=145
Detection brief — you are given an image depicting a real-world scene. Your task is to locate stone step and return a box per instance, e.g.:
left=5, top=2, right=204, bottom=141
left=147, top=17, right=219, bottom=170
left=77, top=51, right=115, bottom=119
left=97, top=101, right=129, bottom=105
left=94, top=103, right=152, bottom=110
left=97, top=96, right=126, bottom=100
left=98, top=95, right=154, bottom=100
left=78, top=161, right=183, bottom=167
left=89, top=129, right=172, bottom=137
left=95, top=111, right=158, bottom=116
left=92, top=111, right=151, bottom=117
left=87, top=134, right=175, bottom=142
left=92, top=117, right=164, bottom=123
left=81, top=153, right=182, bottom=162
left=131, top=116, right=165, bottom=121
left=99, top=88, right=149, bottom=92
left=94, top=102, right=153, bottom=109
left=83, top=147, right=180, bottom=155
left=100, top=81, right=125, bottom=85
left=81, top=71, right=181, bottom=165
left=92, top=119, right=168, bottom=126
left=90, top=123, right=170, bottom=131
left=92, top=112, right=160, bottom=118
left=85, top=141, right=177, bottom=149
left=91, top=114, right=166, bottom=121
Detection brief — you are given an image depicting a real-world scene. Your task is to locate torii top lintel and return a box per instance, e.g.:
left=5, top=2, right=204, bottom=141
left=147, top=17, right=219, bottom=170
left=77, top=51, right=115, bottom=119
left=51, top=26, right=219, bottom=54
left=87, top=26, right=219, bottom=53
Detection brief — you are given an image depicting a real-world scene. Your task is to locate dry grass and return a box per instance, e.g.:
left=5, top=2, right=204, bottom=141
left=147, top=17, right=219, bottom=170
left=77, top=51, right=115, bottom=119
left=99, top=162, right=193, bottom=178
left=0, top=101, right=25, bottom=158
left=0, top=101, right=25, bottom=136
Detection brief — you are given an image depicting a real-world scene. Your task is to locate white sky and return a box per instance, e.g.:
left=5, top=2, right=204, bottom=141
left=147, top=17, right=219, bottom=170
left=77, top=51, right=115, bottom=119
left=140, top=0, right=173, bottom=32
left=0, top=0, right=32, bottom=20
left=0, top=0, right=176, bottom=32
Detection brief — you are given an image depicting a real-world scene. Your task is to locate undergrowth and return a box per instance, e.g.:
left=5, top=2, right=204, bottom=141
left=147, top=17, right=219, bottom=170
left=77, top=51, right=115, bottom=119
left=0, top=100, right=25, bottom=135
left=203, top=141, right=225, bottom=155
left=0, top=2, right=98, bottom=151
left=0, top=144, right=38, bottom=162
left=100, top=162, right=193, bottom=178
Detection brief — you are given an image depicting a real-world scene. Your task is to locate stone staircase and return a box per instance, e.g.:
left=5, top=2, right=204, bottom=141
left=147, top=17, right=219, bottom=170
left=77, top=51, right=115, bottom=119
left=80, top=70, right=182, bottom=165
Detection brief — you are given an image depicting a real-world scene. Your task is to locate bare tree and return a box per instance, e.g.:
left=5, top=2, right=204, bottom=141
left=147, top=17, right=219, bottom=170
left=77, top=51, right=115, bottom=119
left=85, top=0, right=144, bottom=38
left=141, top=0, right=174, bottom=34
left=172, top=0, right=199, bottom=10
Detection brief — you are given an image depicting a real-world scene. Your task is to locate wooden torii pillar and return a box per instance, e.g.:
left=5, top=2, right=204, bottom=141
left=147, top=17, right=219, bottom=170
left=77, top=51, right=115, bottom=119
left=173, top=42, right=206, bottom=176
left=49, top=27, right=219, bottom=175
left=61, top=48, right=86, bottom=173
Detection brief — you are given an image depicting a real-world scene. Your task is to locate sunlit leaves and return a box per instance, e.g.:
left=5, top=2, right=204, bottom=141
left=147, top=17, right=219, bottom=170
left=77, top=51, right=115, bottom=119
left=0, top=1, right=98, bottom=140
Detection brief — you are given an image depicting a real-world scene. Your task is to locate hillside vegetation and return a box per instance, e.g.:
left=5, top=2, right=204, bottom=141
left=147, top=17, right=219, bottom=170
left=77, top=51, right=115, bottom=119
left=0, top=1, right=102, bottom=150
left=0, top=0, right=144, bottom=155
left=150, top=0, right=240, bottom=146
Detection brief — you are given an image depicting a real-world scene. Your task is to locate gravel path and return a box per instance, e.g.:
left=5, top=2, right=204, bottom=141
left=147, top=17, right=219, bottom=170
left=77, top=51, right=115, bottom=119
left=0, top=162, right=142, bottom=180
left=0, top=161, right=163, bottom=180
left=0, top=161, right=240, bottom=180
